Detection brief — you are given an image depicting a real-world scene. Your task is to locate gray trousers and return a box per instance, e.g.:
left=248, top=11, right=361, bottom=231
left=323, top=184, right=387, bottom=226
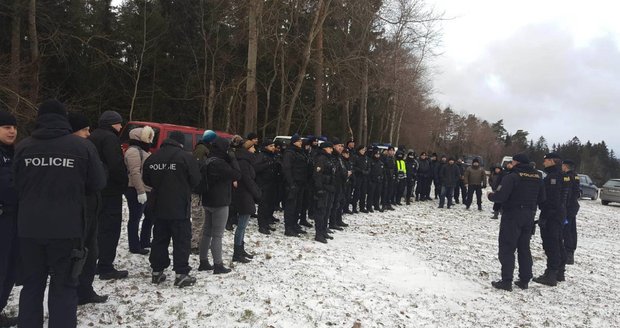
left=199, top=206, right=229, bottom=264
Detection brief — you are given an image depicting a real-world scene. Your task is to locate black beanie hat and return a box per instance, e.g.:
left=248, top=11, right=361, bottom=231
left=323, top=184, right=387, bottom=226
left=98, top=110, right=122, bottom=127
left=0, top=111, right=17, bottom=127
left=513, top=153, right=530, bottom=164
left=246, top=132, right=258, bottom=140
left=472, top=158, right=480, bottom=164
left=261, top=139, right=275, bottom=148
left=38, top=99, right=67, bottom=118
left=68, top=112, right=90, bottom=132
left=290, top=134, right=301, bottom=145
left=320, top=141, right=334, bottom=149
left=169, top=131, right=185, bottom=146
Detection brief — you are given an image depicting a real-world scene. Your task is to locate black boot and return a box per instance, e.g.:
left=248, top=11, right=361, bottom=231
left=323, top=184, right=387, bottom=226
left=299, top=219, right=313, bottom=228
left=233, top=245, right=251, bottom=263
left=315, top=235, right=328, bottom=243
left=514, top=280, right=528, bottom=290
left=491, top=280, right=512, bottom=291
left=533, top=270, right=558, bottom=286
left=337, top=220, right=349, bottom=227
left=329, top=225, right=344, bottom=231
left=557, top=270, right=566, bottom=282
left=151, top=271, right=166, bottom=284
left=174, top=274, right=197, bottom=288
left=323, top=232, right=334, bottom=240
left=225, top=221, right=234, bottom=231
left=491, top=211, right=499, bottom=220
left=478, top=204, right=482, bottom=211
left=284, top=229, right=300, bottom=237
left=241, top=242, right=254, bottom=259
left=198, top=259, right=214, bottom=271
left=78, top=292, right=109, bottom=305
left=258, top=226, right=271, bottom=235
left=213, top=263, right=231, bottom=274
left=415, top=195, right=419, bottom=201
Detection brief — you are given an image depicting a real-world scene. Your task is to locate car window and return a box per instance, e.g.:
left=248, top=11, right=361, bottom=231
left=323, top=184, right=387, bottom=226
left=603, top=180, right=620, bottom=188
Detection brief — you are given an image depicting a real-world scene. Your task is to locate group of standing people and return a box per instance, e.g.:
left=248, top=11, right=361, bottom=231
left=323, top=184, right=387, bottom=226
left=488, top=152, right=581, bottom=291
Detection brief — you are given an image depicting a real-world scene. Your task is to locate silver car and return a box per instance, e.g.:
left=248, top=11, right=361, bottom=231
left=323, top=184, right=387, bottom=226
left=600, top=179, right=620, bottom=206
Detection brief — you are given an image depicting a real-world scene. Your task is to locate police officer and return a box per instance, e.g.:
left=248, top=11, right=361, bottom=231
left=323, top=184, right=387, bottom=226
left=351, top=145, right=369, bottom=213
left=282, top=134, right=309, bottom=237
left=394, top=151, right=407, bottom=205
left=404, top=152, right=417, bottom=205
left=533, top=152, right=569, bottom=286
left=415, top=152, right=431, bottom=201
left=0, top=110, right=18, bottom=326
left=254, top=140, right=280, bottom=235
left=562, top=159, right=580, bottom=265
left=68, top=112, right=109, bottom=306
left=313, top=142, right=336, bottom=243
left=488, top=153, right=545, bottom=291
left=341, top=149, right=354, bottom=214
left=368, top=147, right=385, bottom=212
left=382, top=148, right=397, bottom=210
left=89, top=110, right=129, bottom=280
left=329, top=139, right=349, bottom=230
left=14, top=100, right=106, bottom=327
left=143, top=132, right=201, bottom=288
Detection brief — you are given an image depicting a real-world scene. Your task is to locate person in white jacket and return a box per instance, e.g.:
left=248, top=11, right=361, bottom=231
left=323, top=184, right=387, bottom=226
left=124, top=126, right=154, bottom=254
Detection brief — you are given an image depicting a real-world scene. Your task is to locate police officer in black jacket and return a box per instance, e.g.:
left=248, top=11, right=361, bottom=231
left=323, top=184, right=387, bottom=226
left=14, top=100, right=106, bottom=327
left=0, top=110, right=18, bottom=327
left=254, top=140, right=280, bottom=235
left=352, top=146, right=369, bottom=213
left=143, top=132, right=201, bottom=288
left=404, top=152, right=417, bottom=205
left=562, top=159, right=580, bottom=265
left=368, top=147, right=385, bottom=212
left=533, top=152, right=569, bottom=286
left=329, top=139, right=349, bottom=230
left=488, top=153, right=545, bottom=291
left=313, top=142, right=336, bottom=243
left=415, top=152, right=432, bottom=201
left=89, top=110, right=129, bottom=280
left=282, top=134, right=309, bottom=237
left=382, top=147, right=397, bottom=209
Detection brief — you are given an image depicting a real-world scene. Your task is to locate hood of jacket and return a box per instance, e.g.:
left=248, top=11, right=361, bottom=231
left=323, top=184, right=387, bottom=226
left=31, top=113, right=72, bottom=140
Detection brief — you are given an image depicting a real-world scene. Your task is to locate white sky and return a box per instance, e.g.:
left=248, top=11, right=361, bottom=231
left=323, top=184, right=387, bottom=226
left=429, top=0, right=620, bottom=154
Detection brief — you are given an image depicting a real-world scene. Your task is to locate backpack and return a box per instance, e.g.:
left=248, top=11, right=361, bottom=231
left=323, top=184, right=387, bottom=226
left=193, top=157, right=217, bottom=195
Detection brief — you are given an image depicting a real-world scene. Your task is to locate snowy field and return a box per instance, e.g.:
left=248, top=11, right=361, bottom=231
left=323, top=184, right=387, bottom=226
left=4, top=191, right=619, bottom=327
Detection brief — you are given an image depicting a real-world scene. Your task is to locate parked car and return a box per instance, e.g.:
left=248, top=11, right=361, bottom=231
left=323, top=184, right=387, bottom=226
left=600, top=178, right=620, bottom=206
left=120, top=121, right=233, bottom=153
left=577, top=174, right=598, bottom=200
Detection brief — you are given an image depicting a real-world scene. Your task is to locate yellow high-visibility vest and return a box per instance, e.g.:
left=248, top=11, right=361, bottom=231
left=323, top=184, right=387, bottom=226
left=396, top=160, right=407, bottom=174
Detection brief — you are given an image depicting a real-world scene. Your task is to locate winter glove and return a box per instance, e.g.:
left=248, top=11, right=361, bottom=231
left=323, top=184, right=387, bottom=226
left=137, top=193, right=148, bottom=204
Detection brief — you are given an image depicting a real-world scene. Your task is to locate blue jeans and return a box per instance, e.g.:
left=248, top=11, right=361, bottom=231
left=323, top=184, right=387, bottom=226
left=439, top=186, right=455, bottom=208
left=234, top=214, right=250, bottom=246
left=125, top=188, right=153, bottom=251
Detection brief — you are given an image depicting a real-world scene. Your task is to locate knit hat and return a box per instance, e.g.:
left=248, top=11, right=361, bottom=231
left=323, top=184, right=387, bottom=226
left=98, top=110, right=122, bottom=126
left=472, top=158, right=480, bottom=164
left=213, top=136, right=230, bottom=151
left=320, top=141, right=334, bottom=149
left=448, top=156, right=456, bottom=161
left=246, top=132, right=258, bottom=141
left=169, top=131, right=185, bottom=146
left=68, top=112, right=90, bottom=132
left=38, top=99, right=67, bottom=118
left=243, top=139, right=255, bottom=150
left=563, top=159, right=575, bottom=166
left=332, top=138, right=343, bottom=146
left=203, top=130, right=217, bottom=143
left=0, top=111, right=17, bottom=127
left=512, top=153, right=530, bottom=164
left=290, top=134, right=301, bottom=145
left=261, top=139, right=275, bottom=148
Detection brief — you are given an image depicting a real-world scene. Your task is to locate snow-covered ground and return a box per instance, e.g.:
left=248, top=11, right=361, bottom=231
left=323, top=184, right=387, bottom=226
left=4, top=192, right=619, bottom=327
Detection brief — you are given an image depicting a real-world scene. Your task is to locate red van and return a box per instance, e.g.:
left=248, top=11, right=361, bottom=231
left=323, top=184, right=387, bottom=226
left=120, top=121, right=233, bottom=153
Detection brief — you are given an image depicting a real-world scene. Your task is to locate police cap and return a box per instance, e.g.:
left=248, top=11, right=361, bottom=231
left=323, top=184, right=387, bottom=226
left=544, top=152, right=562, bottom=160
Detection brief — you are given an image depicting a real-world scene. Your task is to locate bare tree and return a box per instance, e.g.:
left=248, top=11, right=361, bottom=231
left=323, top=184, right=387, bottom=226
left=244, top=0, right=261, bottom=135
left=28, top=0, right=39, bottom=104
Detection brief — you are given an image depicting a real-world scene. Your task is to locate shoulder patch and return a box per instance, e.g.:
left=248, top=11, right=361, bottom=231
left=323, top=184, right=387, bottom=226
left=551, top=179, right=557, bottom=185
left=575, top=176, right=580, bottom=180
left=316, top=166, right=321, bottom=172
left=563, top=176, right=570, bottom=182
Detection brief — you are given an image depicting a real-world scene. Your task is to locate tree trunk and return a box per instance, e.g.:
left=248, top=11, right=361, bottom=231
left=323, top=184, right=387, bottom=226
left=149, top=57, right=157, bottom=122
left=207, top=79, right=215, bottom=129
left=281, top=0, right=331, bottom=135
left=200, top=0, right=209, bottom=128
left=129, top=0, right=148, bottom=121
left=276, top=49, right=287, bottom=135
left=28, top=0, right=39, bottom=104
left=312, top=24, right=324, bottom=136
left=9, top=0, right=22, bottom=112
left=357, top=59, right=369, bottom=144
left=244, top=0, right=261, bottom=135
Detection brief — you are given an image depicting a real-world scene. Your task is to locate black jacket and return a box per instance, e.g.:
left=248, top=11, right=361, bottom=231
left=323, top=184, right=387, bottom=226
left=89, top=126, right=128, bottom=196
left=233, top=148, right=262, bottom=215
left=565, top=170, right=580, bottom=214
left=332, top=154, right=348, bottom=192
left=313, top=150, right=336, bottom=193
left=369, top=156, right=385, bottom=183
left=0, top=143, right=17, bottom=213
left=282, top=145, right=309, bottom=186
left=417, top=158, right=431, bottom=178
left=539, top=165, right=569, bottom=223
left=352, top=152, right=370, bottom=176
left=439, top=163, right=461, bottom=187
left=488, top=163, right=545, bottom=210
left=254, top=150, right=279, bottom=187
left=13, top=114, right=106, bottom=239
left=143, top=139, right=201, bottom=220
left=201, top=147, right=242, bottom=208
left=382, top=155, right=396, bottom=181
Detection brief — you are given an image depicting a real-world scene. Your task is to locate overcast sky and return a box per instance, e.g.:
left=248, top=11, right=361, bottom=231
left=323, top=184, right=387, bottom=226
left=429, top=0, right=620, bottom=155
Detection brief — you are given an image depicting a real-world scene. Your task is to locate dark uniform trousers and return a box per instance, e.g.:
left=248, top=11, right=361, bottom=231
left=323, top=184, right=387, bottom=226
left=405, top=176, right=415, bottom=201
left=395, top=178, right=407, bottom=203
left=415, top=175, right=430, bottom=199
left=498, top=208, right=535, bottom=282
left=563, top=206, right=579, bottom=253
left=329, top=189, right=343, bottom=227
left=465, top=185, right=483, bottom=207
left=382, top=178, right=395, bottom=205
left=314, top=192, right=334, bottom=236
left=149, top=219, right=191, bottom=274
left=454, top=180, right=466, bottom=203
left=368, top=180, right=382, bottom=209
left=0, top=211, right=18, bottom=311
left=303, top=184, right=314, bottom=221
left=284, top=184, right=306, bottom=230
left=257, top=183, right=277, bottom=229
left=352, top=175, right=368, bottom=210
left=97, top=194, right=123, bottom=273
left=77, top=194, right=100, bottom=300
left=19, top=238, right=80, bottom=328
left=540, top=219, right=567, bottom=271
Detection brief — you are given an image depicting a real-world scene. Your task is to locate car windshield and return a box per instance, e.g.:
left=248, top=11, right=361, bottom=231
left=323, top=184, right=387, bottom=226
left=603, top=180, right=620, bottom=188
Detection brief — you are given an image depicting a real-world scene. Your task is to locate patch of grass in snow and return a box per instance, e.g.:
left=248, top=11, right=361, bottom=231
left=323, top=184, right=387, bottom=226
left=239, top=309, right=255, bottom=322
